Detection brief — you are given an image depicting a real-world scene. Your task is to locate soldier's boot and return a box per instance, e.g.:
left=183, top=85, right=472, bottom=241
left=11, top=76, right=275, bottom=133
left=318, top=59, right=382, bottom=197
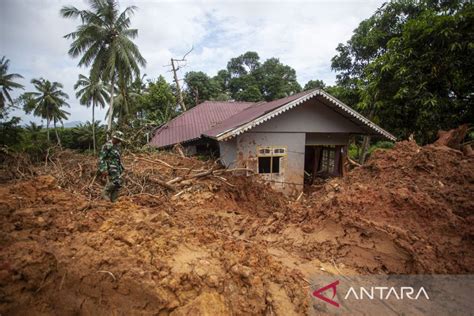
left=102, top=182, right=114, bottom=202
left=102, top=188, right=111, bottom=201
left=110, top=188, right=119, bottom=203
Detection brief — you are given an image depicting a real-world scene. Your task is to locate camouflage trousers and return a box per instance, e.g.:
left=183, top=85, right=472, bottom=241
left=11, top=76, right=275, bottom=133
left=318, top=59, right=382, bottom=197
left=103, top=169, right=122, bottom=202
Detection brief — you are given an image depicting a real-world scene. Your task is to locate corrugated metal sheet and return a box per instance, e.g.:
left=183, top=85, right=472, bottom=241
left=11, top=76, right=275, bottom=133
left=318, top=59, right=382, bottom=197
left=150, top=89, right=396, bottom=148
left=204, top=89, right=396, bottom=141
left=149, top=101, right=254, bottom=148
left=203, top=90, right=315, bottom=139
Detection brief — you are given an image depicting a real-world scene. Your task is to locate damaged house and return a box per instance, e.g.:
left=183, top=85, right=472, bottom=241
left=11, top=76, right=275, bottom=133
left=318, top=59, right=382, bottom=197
left=150, top=89, right=395, bottom=194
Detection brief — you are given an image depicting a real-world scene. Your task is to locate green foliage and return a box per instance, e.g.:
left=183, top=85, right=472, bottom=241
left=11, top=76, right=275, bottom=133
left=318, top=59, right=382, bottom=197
left=20, top=122, right=50, bottom=161
left=366, top=2, right=474, bottom=143
left=303, top=80, right=326, bottom=91
left=368, top=141, right=395, bottom=154
left=348, top=140, right=394, bottom=161
left=0, top=56, right=24, bottom=110
left=136, top=75, right=177, bottom=124
left=0, top=116, right=23, bottom=149
left=184, top=71, right=219, bottom=107
left=61, top=0, right=146, bottom=131
left=74, top=74, right=109, bottom=152
left=74, top=74, right=109, bottom=109
left=67, top=121, right=106, bottom=151
left=183, top=51, right=301, bottom=105
left=21, top=78, right=70, bottom=142
left=255, top=58, right=301, bottom=101
left=331, top=0, right=473, bottom=144
left=348, top=143, right=359, bottom=161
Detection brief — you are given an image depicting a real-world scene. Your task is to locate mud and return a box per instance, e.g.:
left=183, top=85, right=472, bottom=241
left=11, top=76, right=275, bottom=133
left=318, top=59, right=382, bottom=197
left=1, top=140, right=473, bottom=314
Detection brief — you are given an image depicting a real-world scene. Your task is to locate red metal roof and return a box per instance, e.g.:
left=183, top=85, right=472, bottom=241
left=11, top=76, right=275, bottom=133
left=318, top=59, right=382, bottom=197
left=203, top=89, right=316, bottom=138
left=150, top=89, right=395, bottom=148
left=204, top=88, right=395, bottom=141
left=149, top=100, right=255, bottom=148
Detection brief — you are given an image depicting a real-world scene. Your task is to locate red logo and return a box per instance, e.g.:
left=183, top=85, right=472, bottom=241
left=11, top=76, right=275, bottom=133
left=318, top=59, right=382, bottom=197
left=312, top=280, right=340, bottom=307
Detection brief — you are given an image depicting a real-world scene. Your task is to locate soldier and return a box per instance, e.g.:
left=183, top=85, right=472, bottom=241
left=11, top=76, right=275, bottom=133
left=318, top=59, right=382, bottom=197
left=98, top=131, right=125, bottom=202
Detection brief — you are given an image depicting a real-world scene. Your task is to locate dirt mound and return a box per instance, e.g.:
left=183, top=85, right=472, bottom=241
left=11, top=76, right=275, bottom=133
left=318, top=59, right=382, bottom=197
left=1, top=142, right=473, bottom=314
left=277, top=141, right=474, bottom=274
left=0, top=174, right=305, bottom=315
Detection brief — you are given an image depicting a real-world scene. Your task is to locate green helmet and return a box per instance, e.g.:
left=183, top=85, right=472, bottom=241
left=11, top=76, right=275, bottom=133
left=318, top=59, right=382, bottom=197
left=112, top=130, right=125, bottom=142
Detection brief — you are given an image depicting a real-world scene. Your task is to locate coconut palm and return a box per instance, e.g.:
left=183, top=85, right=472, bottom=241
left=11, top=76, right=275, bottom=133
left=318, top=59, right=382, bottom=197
left=22, top=78, right=70, bottom=143
left=110, top=70, right=141, bottom=126
left=0, top=56, right=24, bottom=110
left=60, top=0, right=146, bottom=132
left=74, top=74, right=109, bottom=153
left=51, top=106, right=70, bottom=146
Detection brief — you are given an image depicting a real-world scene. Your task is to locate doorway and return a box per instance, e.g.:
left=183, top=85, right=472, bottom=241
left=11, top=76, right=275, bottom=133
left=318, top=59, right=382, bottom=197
left=304, top=145, right=344, bottom=184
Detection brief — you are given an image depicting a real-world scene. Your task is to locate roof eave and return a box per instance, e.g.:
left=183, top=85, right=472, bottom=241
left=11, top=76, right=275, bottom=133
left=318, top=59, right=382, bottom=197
left=214, top=89, right=396, bottom=142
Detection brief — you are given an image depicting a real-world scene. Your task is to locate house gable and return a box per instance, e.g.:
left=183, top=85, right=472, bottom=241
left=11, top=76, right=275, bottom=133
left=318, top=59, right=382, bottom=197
left=251, top=97, right=365, bottom=134
left=204, top=89, right=396, bottom=142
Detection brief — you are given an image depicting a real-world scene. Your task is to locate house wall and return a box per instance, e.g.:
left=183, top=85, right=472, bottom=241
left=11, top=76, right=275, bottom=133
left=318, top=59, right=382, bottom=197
left=252, top=97, right=365, bottom=134
left=306, top=133, right=351, bottom=145
left=218, top=98, right=359, bottom=195
left=219, top=138, right=238, bottom=168
left=234, top=132, right=306, bottom=196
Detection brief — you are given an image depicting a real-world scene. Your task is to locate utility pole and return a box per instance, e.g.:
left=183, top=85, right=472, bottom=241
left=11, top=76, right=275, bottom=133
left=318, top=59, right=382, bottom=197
left=166, top=46, right=193, bottom=112
left=170, top=58, right=186, bottom=112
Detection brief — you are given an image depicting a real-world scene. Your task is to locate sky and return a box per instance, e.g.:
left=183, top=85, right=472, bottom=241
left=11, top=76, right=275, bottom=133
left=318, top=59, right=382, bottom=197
left=0, top=0, right=385, bottom=125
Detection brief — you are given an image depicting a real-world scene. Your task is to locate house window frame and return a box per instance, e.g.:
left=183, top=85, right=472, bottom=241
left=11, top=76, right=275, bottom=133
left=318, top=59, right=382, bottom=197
left=257, top=146, right=287, bottom=174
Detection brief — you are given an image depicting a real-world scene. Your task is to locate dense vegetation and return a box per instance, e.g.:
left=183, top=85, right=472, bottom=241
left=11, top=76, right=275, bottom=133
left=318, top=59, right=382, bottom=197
left=1, top=0, right=472, bottom=161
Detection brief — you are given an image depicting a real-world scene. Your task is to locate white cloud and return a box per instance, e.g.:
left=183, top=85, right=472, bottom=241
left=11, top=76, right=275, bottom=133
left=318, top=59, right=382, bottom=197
left=1, top=0, right=384, bottom=124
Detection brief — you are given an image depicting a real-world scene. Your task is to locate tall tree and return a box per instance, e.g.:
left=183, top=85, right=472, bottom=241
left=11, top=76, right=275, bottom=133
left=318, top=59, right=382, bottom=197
left=112, top=71, right=140, bottom=126
left=304, top=79, right=326, bottom=91
left=22, top=78, right=70, bottom=143
left=254, top=58, right=301, bottom=101
left=137, top=75, right=177, bottom=124
left=0, top=56, right=24, bottom=111
left=61, top=0, right=146, bottom=132
left=331, top=0, right=472, bottom=161
left=74, top=74, right=109, bottom=153
left=365, top=1, right=474, bottom=143
left=184, top=71, right=219, bottom=107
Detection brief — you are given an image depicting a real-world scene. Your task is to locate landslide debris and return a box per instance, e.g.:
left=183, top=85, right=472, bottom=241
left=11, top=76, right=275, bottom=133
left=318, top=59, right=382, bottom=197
left=277, top=141, right=474, bottom=274
left=0, top=140, right=473, bottom=314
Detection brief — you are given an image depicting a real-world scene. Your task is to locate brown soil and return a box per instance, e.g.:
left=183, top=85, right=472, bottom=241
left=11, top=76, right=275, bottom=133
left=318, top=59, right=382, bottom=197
left=1, top=140, right=473, bottom=315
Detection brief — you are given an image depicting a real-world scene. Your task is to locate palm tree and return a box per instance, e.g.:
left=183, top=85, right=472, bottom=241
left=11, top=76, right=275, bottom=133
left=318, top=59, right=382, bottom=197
left=51, top=106, right=70, bottom=146
left=0, top=56, right=24, bottom=110
left=22, top=78, right=70, bottom=143
left=60, top=0, right=146, bottom=132
left=74, top=74, right=109, bottom=153
left=110, top=71, right=141, bottom=126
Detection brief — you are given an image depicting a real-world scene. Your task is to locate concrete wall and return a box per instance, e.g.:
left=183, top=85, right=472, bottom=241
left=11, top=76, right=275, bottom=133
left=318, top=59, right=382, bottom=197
left=219, top=138, right=237, bottom=168
left=218, top=98, right=357, bottom=195
left=252, top=97, right=364, bottom=134
left=234, top=132, right=305, bottom=196
left=306, top=133, right=351, bottom=145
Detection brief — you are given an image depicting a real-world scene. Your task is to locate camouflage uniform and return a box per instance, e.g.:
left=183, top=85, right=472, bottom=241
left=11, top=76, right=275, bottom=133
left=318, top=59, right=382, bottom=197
left=98, top=141, right=124, bottom=202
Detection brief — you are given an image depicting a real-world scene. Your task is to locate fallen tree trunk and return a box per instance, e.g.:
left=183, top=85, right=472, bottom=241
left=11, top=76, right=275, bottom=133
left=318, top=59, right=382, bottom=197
left=148, top=176, right=177, bottom=192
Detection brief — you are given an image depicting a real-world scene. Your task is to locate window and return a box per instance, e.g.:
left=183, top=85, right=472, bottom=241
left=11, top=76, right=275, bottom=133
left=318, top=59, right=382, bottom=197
left=257, top=146, right=286, bottom=174
left=319, top=146, right=336, bottom=173
left=258, top=148, right=272, bottom=156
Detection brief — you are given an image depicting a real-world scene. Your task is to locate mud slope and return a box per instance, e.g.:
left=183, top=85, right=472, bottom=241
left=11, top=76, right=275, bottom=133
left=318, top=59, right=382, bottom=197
left=1, top=141, right=473, bottom=314
left=0, top=176, right=308, bottom=315
left=278, top=141, right=474, bottom=274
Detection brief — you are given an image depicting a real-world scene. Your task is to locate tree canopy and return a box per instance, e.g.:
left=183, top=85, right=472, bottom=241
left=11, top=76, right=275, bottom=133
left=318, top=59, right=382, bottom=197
left=22, top=78, right=70, bottom=142
left=0, top=56, right=24, bottom=111
left=61, top=0, right=146, bottom=131
left=182, top=51, right=302, bottom=107
left=331, top=0, right=473, bottom=143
